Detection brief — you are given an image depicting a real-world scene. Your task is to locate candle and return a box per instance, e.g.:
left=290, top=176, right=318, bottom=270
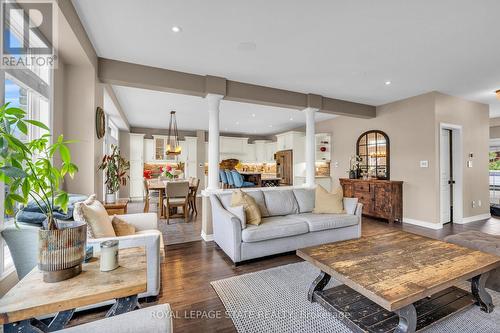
left=100, top=240, right=119, bottom=271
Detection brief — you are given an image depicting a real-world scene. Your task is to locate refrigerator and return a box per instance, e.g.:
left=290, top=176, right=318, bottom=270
left=275, top=150, right=293, bottom=186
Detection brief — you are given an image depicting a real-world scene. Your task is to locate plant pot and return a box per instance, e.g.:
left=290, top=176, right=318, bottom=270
left=38, top=221, right=87, bottom=283
left=105, top=192, right=116, bottom=204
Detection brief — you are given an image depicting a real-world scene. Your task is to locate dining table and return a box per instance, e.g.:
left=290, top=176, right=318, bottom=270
left=147, top=179, right=196, bottom=218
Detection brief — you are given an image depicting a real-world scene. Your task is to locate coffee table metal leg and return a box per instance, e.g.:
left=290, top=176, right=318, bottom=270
left=471, top=272, right=494, bottom=313
left=106, top=295, right=139, bottom=317
left=394, top=304, right=417, bottom=333
left=308, top=271, right=331, bottom=302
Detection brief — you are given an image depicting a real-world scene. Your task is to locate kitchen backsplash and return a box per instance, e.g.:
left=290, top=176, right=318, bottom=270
left=315, top=162, right=330, bottom=177
left=237, top=163, right=277, bottom=173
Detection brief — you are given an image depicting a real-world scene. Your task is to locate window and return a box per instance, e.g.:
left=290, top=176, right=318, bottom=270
left=0, top=75, right=52, bottom=279
left=489, top=146, right=500, bottom=204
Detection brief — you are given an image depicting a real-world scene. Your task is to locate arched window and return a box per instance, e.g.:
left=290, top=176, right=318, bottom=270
left=356, top=130, right=390, bottom=179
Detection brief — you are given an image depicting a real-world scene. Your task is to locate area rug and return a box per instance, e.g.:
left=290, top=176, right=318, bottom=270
left=211, top=262, right=500, bottom=333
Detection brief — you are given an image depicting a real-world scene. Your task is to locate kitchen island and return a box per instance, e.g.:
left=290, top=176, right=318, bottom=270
left=240, top=172, right=281, bottom=187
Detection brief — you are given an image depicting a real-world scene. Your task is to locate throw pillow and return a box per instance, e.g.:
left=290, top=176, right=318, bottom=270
left=227, top=205, right=246, bottom=229
left=343, top=197, right=359, bottom=215
left=313, top=185, right=345, bottom=214
left=230, top=190, right=262, bottom=226
left=112, top=215, right=136, bottom=236
left=74, top=194, right=116, bottom=238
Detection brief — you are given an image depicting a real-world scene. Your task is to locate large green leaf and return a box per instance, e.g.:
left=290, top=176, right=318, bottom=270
left=16, top=120, right=28, bottom=135
left=0, top=166, right=27, bottom=178
left=59, top=144, right=70, bottom=163
left=25, top=119, right=49, bottom=131
left=5, top=107, right=25, bottom=116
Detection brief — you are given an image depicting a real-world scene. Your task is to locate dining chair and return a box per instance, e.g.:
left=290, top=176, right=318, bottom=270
left=230, top=170, right=255, bottom=188
left=219, top=169, right=229, bottom=188
left=143, top=178, right=160, bottom=213
left=188, top=178, right=201, bottom=215
left=225, top=170, right=235, bottom=188
left=163, top=181, right=190, bottom=224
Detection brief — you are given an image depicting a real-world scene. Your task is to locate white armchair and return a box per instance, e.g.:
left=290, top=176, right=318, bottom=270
left=87, top=213, right=164, bottom=299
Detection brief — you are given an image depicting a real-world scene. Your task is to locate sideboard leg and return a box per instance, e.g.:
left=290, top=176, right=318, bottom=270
left=472, top=272, right=494, bottom=313
left=394, top=304, right=416, bottom=333
left=307, top=271, right=331, bottom=302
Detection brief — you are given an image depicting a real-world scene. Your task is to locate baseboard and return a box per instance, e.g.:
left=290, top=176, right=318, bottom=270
left=201, top=231, right=214, bottom=242
left=403, top=218, right=443, bottom=230
left=454, top=213, right=491, bottom=224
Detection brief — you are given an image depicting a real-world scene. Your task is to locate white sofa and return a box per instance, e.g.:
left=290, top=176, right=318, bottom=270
left=87, top=212, right=165, bottom=299
left=210, top=187, right=362, bottom=264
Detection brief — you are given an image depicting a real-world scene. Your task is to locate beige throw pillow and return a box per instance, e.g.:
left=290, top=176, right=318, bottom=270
left=112, top=215, right=136, bottom=236
left=313, top=185, right=345, bottom=214
left=75, top=195, right=116, bottom=238
left=231, top=190, right=262, bottom=226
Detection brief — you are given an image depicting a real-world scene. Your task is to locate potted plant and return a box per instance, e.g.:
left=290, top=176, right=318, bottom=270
left=0, top=103, right=85, bottom=282
left=98, top=145, right=130, bottom=204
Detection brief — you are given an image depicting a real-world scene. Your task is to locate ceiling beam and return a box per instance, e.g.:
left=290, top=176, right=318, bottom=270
left=98, top=58, right=376, bottom=118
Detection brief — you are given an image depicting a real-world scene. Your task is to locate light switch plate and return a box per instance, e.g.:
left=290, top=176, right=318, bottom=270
left=420, top=160, right=429, bottom=168
left=467, top=160, right=473, bottom=168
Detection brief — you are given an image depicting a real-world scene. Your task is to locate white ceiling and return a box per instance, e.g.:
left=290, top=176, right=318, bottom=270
left=73, top=0, right=500, bottom=118
left=112, top=85, right=335, bottom=135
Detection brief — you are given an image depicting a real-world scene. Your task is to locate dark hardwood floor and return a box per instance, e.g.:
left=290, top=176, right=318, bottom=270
left=70, top=215, right=500, bottom=332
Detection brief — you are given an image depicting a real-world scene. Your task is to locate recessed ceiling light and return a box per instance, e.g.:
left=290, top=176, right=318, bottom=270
left=251, top=113, right=256, bottom=118
left=385, top=81, right=392, bottom=85
left=289, top=117, right=294, bottom=121
left=236, top=121, right=240, bottom=125
left=268, top=125, right=273, bottom=128
left=171, top=26, right=182, bottom=33
left=224, top=127, right=228, bottom=131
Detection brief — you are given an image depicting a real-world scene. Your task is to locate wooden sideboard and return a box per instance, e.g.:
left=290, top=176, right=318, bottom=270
left=340, top=178, right=403, bottom=224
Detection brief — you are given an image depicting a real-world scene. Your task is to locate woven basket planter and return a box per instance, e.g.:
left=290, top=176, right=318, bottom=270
left=38, top=221, right=87, bottom=283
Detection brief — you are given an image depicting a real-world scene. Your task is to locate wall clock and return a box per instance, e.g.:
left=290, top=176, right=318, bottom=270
left=95, top=107, right=106, bottom=139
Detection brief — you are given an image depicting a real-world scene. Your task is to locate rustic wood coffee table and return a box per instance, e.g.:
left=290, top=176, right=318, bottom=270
left=0, top=247, right=147, bottom=333
left=297, top=231, right=500, bottom=333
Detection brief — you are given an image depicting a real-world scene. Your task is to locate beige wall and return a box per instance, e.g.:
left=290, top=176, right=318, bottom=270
left=490, top=126, right=500, bottom=139
left=434, top=93, right=490, bottom=219
left=316, top=92, right=489, bottom=225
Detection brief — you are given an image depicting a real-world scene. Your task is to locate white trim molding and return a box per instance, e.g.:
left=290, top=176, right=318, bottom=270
left=403, top=218, right=443, bottom=230
left=454, top=213, right=491, bottom=224
left=201, top=231, right=214, bottom=242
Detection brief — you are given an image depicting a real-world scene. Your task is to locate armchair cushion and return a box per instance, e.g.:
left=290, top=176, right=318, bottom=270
left=112, top=215, right=136, bottom=236
left=74, top=195, right=115, bottom=238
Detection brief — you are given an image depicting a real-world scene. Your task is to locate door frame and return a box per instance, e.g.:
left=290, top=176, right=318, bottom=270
left=439, top=123, right=463, bottom=225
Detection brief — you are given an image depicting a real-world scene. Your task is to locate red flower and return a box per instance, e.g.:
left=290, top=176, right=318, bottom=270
left=166, top=165, right=172, bottom=172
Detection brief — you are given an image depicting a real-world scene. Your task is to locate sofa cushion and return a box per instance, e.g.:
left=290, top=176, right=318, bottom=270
left=313, top=186, right=344, bottom=214
left=263, top=190, right=299, bottom=216
left=292, top=213, right=358, bottom=232
left=293, top=188, right=315, bottom=213
left=218, top=190, right=269, bottom=217
left=343, top=198, right=359, bottom=215
left=231, top=190, right=262, bottom=226
left=241, top=216, right=309, bottom=243
left=74, top=195, right=115, bottom=238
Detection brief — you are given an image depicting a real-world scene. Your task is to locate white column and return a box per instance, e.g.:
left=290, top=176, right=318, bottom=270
left=304, top=107, right=318, bottom=187
left=206, top=94, right=223, bottom=190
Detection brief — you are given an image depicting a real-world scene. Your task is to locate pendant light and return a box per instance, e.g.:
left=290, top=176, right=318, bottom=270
left=166, top=111, right=181, bottom=156
left=496, top=90, right=500, bottom=100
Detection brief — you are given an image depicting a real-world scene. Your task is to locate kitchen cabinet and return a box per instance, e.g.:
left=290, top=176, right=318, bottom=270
left=244, top=143, right=256, bottom=162
left=265, top=142, right=277, bottom=161
left=276, top=131, right=304, bottom=151
left=143, top=138, right=154, bottom=162
left=129, top=133, right=145, bottom=200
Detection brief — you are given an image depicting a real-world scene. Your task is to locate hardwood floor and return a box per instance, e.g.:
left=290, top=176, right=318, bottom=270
left=70, top=215, right=500, bottom=332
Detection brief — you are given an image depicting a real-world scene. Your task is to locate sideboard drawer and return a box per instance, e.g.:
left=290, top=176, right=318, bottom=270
left=353, top=182, right=370, bottom=193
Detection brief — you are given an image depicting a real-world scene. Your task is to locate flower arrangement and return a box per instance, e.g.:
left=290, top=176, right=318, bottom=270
left=348, top=155, right=362, bottom=179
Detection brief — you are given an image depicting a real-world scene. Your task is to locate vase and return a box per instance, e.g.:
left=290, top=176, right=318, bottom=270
left=38, top=220, right=87, bottom=282
left=105, top=192, right=116, bottom=204
left=349, top=170, right=357, bottom=179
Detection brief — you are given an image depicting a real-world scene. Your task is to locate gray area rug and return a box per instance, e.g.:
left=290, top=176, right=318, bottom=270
left=211, top=262, right=500, bottom=333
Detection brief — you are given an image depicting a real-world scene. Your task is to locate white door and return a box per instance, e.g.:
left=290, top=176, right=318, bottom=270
left=440, top=129, right=452, bottom=224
